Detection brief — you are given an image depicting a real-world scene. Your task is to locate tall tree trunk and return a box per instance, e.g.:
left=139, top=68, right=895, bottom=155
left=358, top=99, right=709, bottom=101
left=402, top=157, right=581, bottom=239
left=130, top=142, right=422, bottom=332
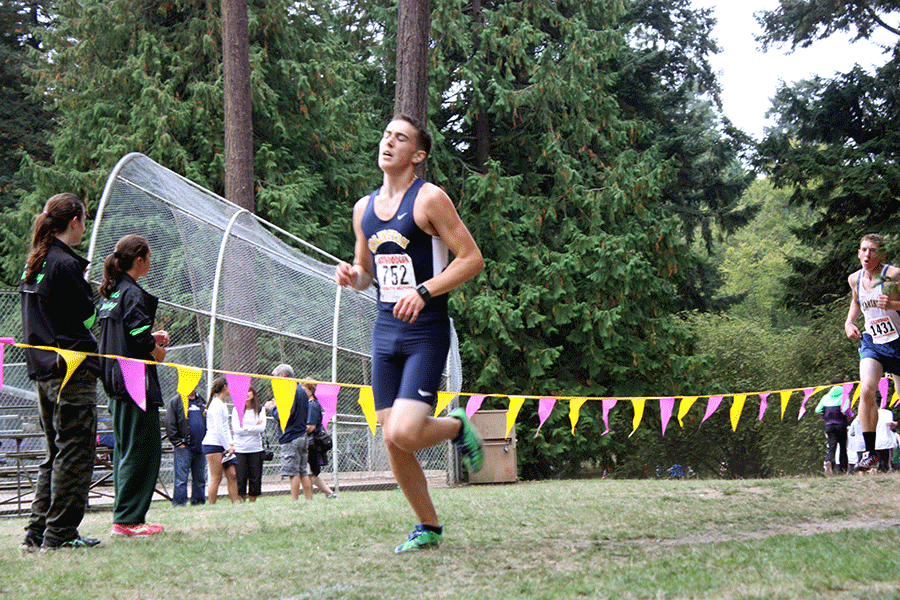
left=221, top=0, right=258, bottom=375
left=395, top=0, right=430, bottom=179
left=472, top=0, right=489, bottom=170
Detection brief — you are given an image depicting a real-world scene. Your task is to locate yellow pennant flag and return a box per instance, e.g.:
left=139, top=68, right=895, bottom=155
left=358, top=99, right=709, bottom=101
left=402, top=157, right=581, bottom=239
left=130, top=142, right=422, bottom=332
left=892, top=388, right=899, bottom=408
left=852, top=383, right=861, bottom=407
left=271, top=377, right=297, bottom=433
left=434, top=391, right=456, bottom=417
left=779, top=390, right=792, bottom=420
left=54, top=349, right=87, bottom=402
left=677, top=396, right=698, bottom=427
left=568, top=398, right=588, bottom=434
left=730, top=394, right=747, bottom=431
left=506, top=396, right=525, bottom=438
left=176, top=365, right=203, bottom=417
left=357, top=387, right=378, bottom=434
left=629, top=398, right=646, bottom=437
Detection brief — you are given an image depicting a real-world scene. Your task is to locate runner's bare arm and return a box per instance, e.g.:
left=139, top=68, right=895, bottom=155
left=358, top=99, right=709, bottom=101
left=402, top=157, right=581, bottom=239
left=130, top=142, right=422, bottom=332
left=335, top=197, right=375, bottom=290
left=845, top=271, right=862, bottom=340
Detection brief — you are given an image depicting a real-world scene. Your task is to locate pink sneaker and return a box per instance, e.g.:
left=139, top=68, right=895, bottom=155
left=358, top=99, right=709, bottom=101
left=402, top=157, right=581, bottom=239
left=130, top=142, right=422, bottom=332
left=111, top=523, right=164, bottom=537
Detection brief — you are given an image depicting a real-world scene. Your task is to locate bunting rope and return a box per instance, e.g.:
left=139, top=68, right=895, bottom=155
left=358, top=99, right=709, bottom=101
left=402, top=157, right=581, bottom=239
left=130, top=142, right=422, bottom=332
left=2, top=339, right=895, bottom=436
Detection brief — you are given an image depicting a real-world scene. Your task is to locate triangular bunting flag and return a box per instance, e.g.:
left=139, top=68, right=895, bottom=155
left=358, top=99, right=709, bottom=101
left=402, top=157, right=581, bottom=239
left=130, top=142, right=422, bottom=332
left=227, top=373, right=251, bottom=428
left=730, top=394, right=746, bottom=431
left=54, top=349, right=87, bottom=402
left=601, top=399, right=617, bottom=434
left=852, top=383, right=861, bottom=407
left=798, top=387, right=823, bottom=420
left=568, top=398, right=587, bottom=435
left=841, top=383, right=853, bottom=413
left=758, top=392, right=770, bottom=421
left=116, top=357, right=146, bottom=411
left=466, top=394, right=486, bottom=418
left=506, top=396, right=525, bottom=438
left=176, top=365, right=202, bottom=417
left=677, top=396, right=698, bottom=427
left=659, top=397, right=675, bottom=436
left=357, top=387, right=377, bottom=434
left=879, top=377, right=889, bottom=408
left=434, top=391, right=455, bottom=417
left=701, top=395, right=723, bottom=425
left=779, top=390, right=792, bottom=420
left=629, top=398, right=646, bottom=437
left=316, top=383, right=340, bottom=430
left=535, top=398, right=556, bottom=438
left=271, top=376, right=297, bottom=433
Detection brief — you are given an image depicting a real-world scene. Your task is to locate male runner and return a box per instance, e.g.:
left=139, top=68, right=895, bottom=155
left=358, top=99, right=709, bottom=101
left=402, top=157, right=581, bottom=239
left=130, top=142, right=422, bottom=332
left=335, top=114, right=485, bottom=553
left=844, top=233, right=900, bottom=471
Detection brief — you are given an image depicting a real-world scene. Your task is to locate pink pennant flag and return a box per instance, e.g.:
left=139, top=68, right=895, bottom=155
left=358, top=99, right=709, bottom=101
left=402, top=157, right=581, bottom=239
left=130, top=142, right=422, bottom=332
left=116, top=358, right=146, bottom=411
left=879, top=377, right=889, bottom=408
left=465, top=394, right=486, bottom=419
left=226, top=373, right=251, bottom=428
left=701, top=396, right=723, bottom=425
left=601, top=398, right=617, bottom=435
left=798, top=388, right=814, bottom=420
left=841, top=383, right=853, bottom=413
left=535, top=397, right=556, bottom=438
left=315, top=383, right=340, bottom=430
left=758, top=392, right=769, bottom=421
left=659, top=397, right=675, bottom=436
left=0, top=337, right=13, bottom=390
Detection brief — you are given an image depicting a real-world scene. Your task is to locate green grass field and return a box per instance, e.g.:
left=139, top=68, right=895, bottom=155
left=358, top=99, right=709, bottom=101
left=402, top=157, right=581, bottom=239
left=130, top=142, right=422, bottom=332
left=2, top=476, right=900, bottom=599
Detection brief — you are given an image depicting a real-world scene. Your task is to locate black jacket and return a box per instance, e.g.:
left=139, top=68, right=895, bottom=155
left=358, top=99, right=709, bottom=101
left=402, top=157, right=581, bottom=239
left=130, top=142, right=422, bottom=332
left=164, top=392, right=206, bottom=449
left=97, top=273, right=163, bottom=407
left=19, top=238, right=99, bottom=381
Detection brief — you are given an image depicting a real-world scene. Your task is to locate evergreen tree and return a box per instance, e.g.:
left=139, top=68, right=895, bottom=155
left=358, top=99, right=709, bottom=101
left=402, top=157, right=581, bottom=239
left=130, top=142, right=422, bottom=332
left=2, top=0, right=378, bottom=286
left=424, top=0, right=706, bottom=417
left=753, top=0, right=900, bottom=309
left=614, top=0, right=758, bottom=312
left=0, top=1, right=52, bottom=282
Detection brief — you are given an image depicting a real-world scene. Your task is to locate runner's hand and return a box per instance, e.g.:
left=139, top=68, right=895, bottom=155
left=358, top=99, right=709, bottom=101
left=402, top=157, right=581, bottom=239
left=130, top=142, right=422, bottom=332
left=393, top=289, right=425, bottom=323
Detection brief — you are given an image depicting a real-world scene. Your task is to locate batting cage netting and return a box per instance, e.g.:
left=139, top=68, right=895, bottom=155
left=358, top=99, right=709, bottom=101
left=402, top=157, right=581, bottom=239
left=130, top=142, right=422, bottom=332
left=83, top=152, right=464, bottom=490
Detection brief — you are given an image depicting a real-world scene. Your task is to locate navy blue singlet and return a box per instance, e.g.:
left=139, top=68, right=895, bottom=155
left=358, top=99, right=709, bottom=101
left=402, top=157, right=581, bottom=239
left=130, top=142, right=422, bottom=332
left=359, top=178, right=451, bottom=409
left=359, top=178, right=449, bottom=317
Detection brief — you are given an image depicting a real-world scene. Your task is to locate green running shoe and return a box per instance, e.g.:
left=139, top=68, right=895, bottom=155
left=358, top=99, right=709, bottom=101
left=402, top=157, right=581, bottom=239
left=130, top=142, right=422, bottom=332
left=449, top=408, right=484, bottom=474
left=395, top=525, right=443, bottom=553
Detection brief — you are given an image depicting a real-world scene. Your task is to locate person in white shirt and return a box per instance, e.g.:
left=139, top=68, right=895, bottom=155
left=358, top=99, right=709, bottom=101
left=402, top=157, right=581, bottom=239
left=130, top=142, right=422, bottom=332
left=232, top=387, right=266, bottom=501
left=201, top=377, right=239, bottom=504
left=874, top=407, right=898, bottom=472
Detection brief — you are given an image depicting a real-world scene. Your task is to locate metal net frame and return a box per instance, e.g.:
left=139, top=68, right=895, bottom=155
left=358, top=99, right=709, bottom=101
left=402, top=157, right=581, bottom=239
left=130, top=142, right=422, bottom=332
left=83, top=152, right=463, bottom=489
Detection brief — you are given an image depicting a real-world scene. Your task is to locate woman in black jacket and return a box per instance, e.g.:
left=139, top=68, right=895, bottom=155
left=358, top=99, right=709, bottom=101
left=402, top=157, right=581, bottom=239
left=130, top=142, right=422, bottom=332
left=19, top=193, right=101, bottom=551
left=98, top=234, right=169, bottom=538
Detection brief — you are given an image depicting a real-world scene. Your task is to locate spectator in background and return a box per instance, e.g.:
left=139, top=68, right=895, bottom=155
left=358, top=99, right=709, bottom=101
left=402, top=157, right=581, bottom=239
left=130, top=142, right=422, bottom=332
left=264, top=364, right=312, bottom=501
left=232, top=386, right=266, bottom=502
left=875, top=407, right=898, bottom=472
left=202, top=376, right=239, bottom=504
left=19, top=193, right=101, bottom=551
left=164, top=385, right=207, bottom=506
left=815, top=378, right=854, bottom=475
left=98, top=234, right=168, bottom=538
left=301, top=381, right=337, bottom=499
left=847, top=415, right=865, bottom=470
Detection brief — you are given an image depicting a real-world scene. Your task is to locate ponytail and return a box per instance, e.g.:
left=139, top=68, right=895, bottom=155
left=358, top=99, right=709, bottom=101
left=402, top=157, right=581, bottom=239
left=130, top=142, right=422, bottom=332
left=207, top=376, right=228, bottom=410
left=24, top=193, right=86, bottom=284
left=99, top=234, right=150, bottom=298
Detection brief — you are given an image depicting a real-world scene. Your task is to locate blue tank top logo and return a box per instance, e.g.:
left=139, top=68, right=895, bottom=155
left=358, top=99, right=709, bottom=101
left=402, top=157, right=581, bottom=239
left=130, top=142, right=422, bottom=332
left=367, top=229, right=411, bottom=253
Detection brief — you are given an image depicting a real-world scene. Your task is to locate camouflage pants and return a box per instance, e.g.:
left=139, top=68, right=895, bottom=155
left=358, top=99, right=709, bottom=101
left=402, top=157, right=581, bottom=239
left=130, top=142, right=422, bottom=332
left=26, top=369, right=97, bottom=543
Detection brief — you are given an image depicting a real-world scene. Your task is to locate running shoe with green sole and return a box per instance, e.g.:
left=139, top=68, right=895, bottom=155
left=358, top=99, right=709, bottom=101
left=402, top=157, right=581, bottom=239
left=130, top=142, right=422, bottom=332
left=40, top=535, right=101, bottom=551
left=395, top=525, right=443, bottom=553
left=449, top=408, right=484, bottom=474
